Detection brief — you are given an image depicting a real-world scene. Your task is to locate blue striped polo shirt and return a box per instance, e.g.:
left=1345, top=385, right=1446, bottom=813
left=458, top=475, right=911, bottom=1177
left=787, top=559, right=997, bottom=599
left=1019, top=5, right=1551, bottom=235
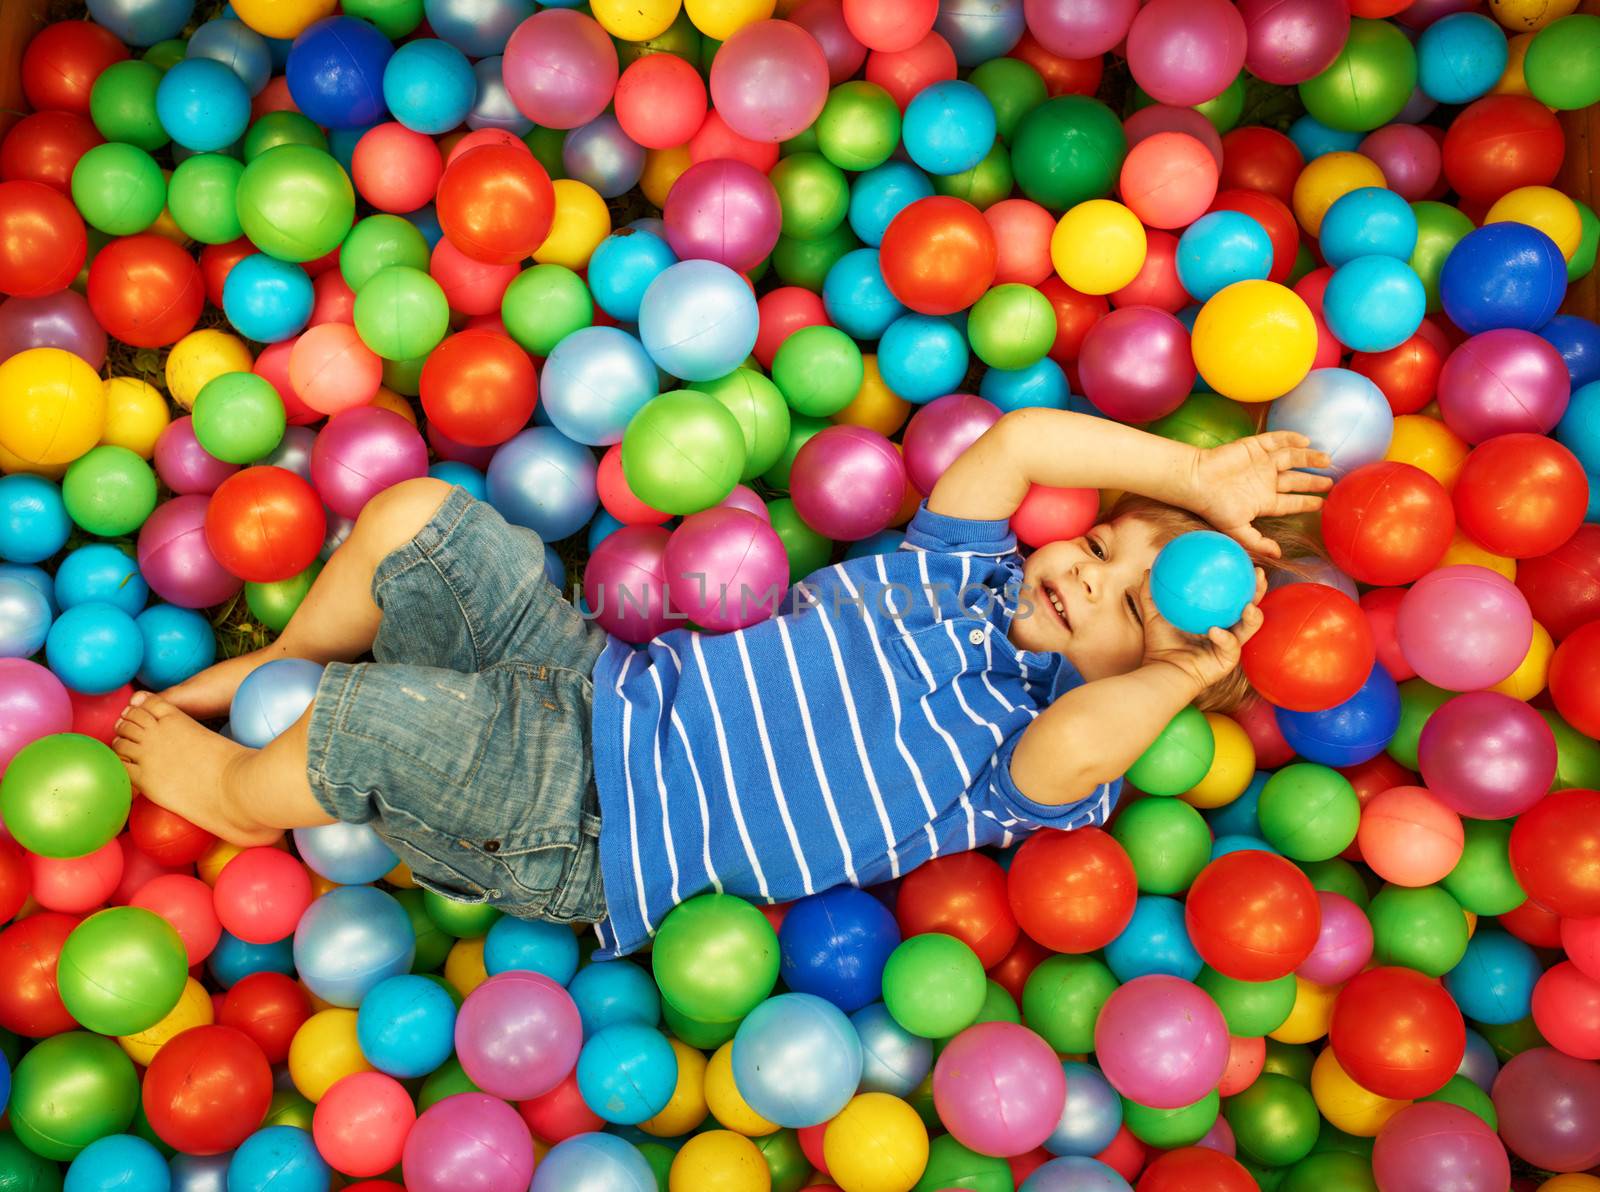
left=587, top=504, right=1123, bottom=958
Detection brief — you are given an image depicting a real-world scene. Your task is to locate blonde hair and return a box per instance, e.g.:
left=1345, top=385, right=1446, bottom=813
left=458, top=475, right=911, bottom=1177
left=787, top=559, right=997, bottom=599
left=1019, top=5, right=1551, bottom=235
left=1108, top=493, right=1327, bottom=714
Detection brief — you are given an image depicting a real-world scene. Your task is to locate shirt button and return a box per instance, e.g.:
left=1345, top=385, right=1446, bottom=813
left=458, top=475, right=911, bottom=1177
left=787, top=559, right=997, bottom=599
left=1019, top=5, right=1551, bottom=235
left=968, top=628, right=985, bottom=645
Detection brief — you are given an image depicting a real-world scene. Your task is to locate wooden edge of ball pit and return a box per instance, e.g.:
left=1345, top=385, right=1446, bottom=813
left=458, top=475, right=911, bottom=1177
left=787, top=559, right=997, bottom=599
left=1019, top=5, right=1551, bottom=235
left=0, top=2, right=49, bottom=141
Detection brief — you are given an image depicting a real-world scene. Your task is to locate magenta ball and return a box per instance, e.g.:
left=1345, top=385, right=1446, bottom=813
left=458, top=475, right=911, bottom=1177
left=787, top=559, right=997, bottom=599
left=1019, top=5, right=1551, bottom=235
left=1396, top=564, right=1533, bottom=691
left=663, top=508, right=788, bottom=631
left=1417, top=691, right=1557, bottom=819
left=664, top=159, right=783, bottom=275
left=429, top=422, right=497, bottom=470
left=1196, top=1115, right=1237, bottom=1157
left=1295, top=891, right=1373, bottom=986
left=1078, top=306, right=1194, bottom=423
left=709, top=20, right=830, bottom=144
left=1126, top=0, right=1248, bottom=106
left=0, top=658, right=71, bottom=770
left=310, top=408, right=429, bottom=520
left=1123, top=104, right=1224, bottom=166
left=0, top=291, right=107, bottom=368
left=1359, top=124, right=1442, bottom=202
left=455, top=972, right=583, bottom=1101
left=1437, top=330, right=1571, bottom=445
left=1024, top=0, right=1140, bottom=57
left=1237, top=0, right=1350, bottom=85
left=583, top=524, right=673, bottom=644
left=1398, top=0, right=1483, bottom=28
left=1492, top=1047, right=1600, bottom=1172
left=719, top=485, right=770, bottom=521
left=902, top=395, right=1001, bottom=498
left=503, top=9, right=619, bottom=130
left=933, top=1022, right=1067, bottom=1158
left=1092, top=974, right=1230, bottom=1109
left=1372, top=1103, right=1509, bottom=1192
left=154, top=417, right=240, bottom=495
left=136, top=495, right=244, bottom=609
left=789, top=0, right=868, bottom=84
left=402, top=1093, right=535, bottom=1192
left=790, top=425, right=907, bottom=541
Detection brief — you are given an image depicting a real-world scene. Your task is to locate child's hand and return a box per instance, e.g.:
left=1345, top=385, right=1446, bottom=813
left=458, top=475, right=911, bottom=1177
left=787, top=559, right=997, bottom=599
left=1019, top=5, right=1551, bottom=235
left=1186, top=432, right=1333, bottom=557
left=1136, top=568, right=1267, bottom=693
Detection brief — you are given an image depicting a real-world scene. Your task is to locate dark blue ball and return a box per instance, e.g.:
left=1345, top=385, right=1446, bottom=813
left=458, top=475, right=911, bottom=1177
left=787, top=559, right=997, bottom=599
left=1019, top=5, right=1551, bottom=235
left=1440, top=222, right=1567, bottom=335
left=285, top=16, right=394, bottom=129
left=1275, top=663, right=1400, bottom=767
left=779, top=885, right=900, bottom=1012
left=1538, top=313, right=1600, bottom=391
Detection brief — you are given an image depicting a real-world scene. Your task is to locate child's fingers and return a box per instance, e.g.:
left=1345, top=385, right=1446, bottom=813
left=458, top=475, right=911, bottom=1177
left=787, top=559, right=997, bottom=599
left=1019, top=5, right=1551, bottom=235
left=1253, top=567, right=1267, bottom=602
left=1232, top=602, right=1265, bottom=647
left=1277, top=470, right=1333, bottom=493
left=1270, top=493, right=1326, bottom=516
left=1256, top=431, right=1311, bottom=451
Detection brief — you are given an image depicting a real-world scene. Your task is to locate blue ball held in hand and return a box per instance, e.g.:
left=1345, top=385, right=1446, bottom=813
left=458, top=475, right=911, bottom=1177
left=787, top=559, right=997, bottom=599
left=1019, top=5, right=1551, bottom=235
left=1150, top=531, right=1255, bottom=635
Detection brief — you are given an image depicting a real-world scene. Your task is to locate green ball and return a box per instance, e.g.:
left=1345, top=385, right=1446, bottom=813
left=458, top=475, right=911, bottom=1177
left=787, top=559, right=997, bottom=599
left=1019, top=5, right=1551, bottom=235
left=932, top=142, right=1013, bottom=210
left=1387, top=679, right=1451, bottom=770
left=1012, top=96, right=1126, bottom=212
left=1127, top=704, right=1214, bottom=795
left=967, top=284, right=1056, bottom=371
left=1475, top=1013, right=1544, bottom=1061
left=1368, top=884, right=1468, bottom=977
left=1194, top=74, right=1247, bottom=133
left=1569, top=199, right=1598, bottom=284
left=882, top=933, right=986, bottom=1039
left=0, top=733, right=130, bottom=859
left=9, top=1033, right=139, bottom=1161
left=1240, top=1156, right=1288, bottom=1192
left=522, top=126, right=568, bottom=181
left=71, top=142, right=165, bottom=236
left=755, top=1129, right=809, bottom=1192
left=1226, top=1073, right=1320, bottom=1168
left=1300, top=857, right=1370, bottom=909
left=62, top=446, right=158, bottom=538
left=1299, top=19, right=1416, bottom=131
left=1311, top=1120, right=1374, bottom=1157
left=637, top=1142, right=675, bottom=1191
left=1020, top=954, right=1118, bottom=1054
left=502, top=264, right=593, bottom=356
left=341, top=0, right=425, bottom=38
left=236, top=144, right=356, bottom=263
left=1525, top=13, right=1600, bottom=109
left=1421, top=1074, right=1497, bottom=1129
left=771, top=152, right=851, bottom=240
left=1541, top=708, right=1600, bottom=789
left=1258, top=764, right=1359, bottom=862
left=1289, top=241, right=1319, bottom=286
left=1281, top=1151, right=1376, bottom=1192
left=393, top=888, right=453, bottom=973
left=815, top=83, right=902, bottom=173
left=661, top=1000, right=741, bottom=1049
left=142, top=39, right=187, bottom=71
left=382, top=353, right=428, bottom=396
left=967, top=979, right=1021, bottom=1029
left=422, top=888, right=500, bottom=939
left=1122, top=1090, right=1218, bottom=1148
left=771, top=223, right=859, bottom=291
left=245, top=563, right=322, bottom=635
left=341, top=215, right=431, bottom=293
left=762, top=414, right=829, bottom=490
left=1410, top=202, right=1476, bottom=314
left=89, top=60, right=167, bottom=151
left=772, top=326, right=863, bottom=417
left=0, top=1130, right=62, bottom=1192
left=417, top=1056, right=480, bottom=1111
left=57, top=907, right=188, bottom=1037
left=969, top=57, right=1047, bottom=145
left=1149, top=394, right=1254, bottom=450
left=354, top=266, right=450, bottom=360
left=621, top=390, right=748, bottom=514
left=1198, top=967, right=1297, bottom=1037
left=1109, top=798, right=1211, bottom=895
left=243, top=111, right=329, bottom=162
left=1263, top=1040, right=1314, bottom=1085
left=167, top=153, right=245, bottom=244
left=617, top=10, right=703, bottom=67
left=781, top=127, right=821, bottom=159
left=192, top=372, right=286, bottom=465
left=690, top=368, right=791, bottom=481
left=766, top=496, right=834, bottom=583
left=1442, top=818, right=1525, bottom=915
left=914, top=1135, right=1011, bottom=1192
left=652, top=893, right=778, bottom=1024
left=263, top=1089, right=316, bottom=1132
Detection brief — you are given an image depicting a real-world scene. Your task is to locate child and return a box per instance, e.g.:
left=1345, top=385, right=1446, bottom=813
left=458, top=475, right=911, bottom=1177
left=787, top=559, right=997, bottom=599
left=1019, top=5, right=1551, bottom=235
left=113, top=410, right=1329, bottom=957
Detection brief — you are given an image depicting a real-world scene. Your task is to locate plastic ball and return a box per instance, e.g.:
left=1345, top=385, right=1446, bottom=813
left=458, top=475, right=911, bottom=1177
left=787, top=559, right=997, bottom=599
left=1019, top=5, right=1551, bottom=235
left=1371, top=1102, right=1508, bottom=1192
left=284, top=16, right=392, bottom=128
left=1077, top=306, right=1192, bottom=422
left=1492, top=1047, right=1600, bottom=1171
left=1330, top=966, right=1464, bottom=1099
left=1009, top=828, right=1136, bottom=954
left=143, top=1025, right=273, bottom=1155
left=1050, top=200, right=1145, bottom=296
left=503, top=9, right=617, bottom=131
left=1395, top=563, right=1532, bottom=691
left=1323, top=461, right=1453, bottom=586
left=0, top=348, right=106, bottom=468
left=728, top=992, right=862, bottom=1128
left=1192, top=281, right=1317, bottom=402
left=1323, top=255, right=1426, bottom=353
left=0, top=732, right=129, bottom=859
left=56, top=906, right=187, bottom=1037
left=1417, top=689, right=1556, bottom=818
left=1243, top=582, right=1374, bottom=711
left=402, top=1093, right=534, bottom=1192
left=777, top=887, right=900, bottom=1014
left=8, top=1032, right=138, bottom=1162
left=292, top=886, right=414, bottom=1008
left=156, top=58, right=250, bottom=153
left=1454, top=433, right=1588, bottom=559
left=637, top=260, right=759, bottom=383
left=1524, top=11, right=1600, bottom=109
left=531, top=1133, right=656, bottom=1192
left=44, top=602, right=143, bottom=694
left=1441, top=222, right=1567, bottom=334
left=206, top=467, right=326, bottom=584
left=1299, top=18, right=1416, bottom=131
left=236, top=145, right=355, bottom=264
left=1125, top=0, right=1247, bottom=107
left=1186, top=850, right=1320, bottom=980
left=1439, top=329, right=1571, bottom=443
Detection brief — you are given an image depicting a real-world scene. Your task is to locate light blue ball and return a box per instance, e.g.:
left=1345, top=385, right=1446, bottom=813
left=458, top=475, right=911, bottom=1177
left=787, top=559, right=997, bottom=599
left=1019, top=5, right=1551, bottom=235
left=1150, top=530, right=1255, bottom=635
left=222, top=254, right=314, bottom=344
left=1556, top=380, right=1600, bottom=522
left=732, top=992, right=864, bottom=1128
left=209, top=930, right=295, bottom=988
left=230, top=658, right=323, bottom=747
left=568, top=959, right=661, bottom=1036
left=575, top=1023, right=679, bottom=1124
left=530, top=1133, right=656, bottom=1192
left=1288, top=113, right=1364, bottom=161
left=1205, top=771, right=1266, bottom=838
left=1418, top=13, right=1507, bottom=104
left=849, top=161, right=935, bottom=247
left=486, top=427, right=600, bottom=541
left=588, top=230, right=678, bottom=323
left=824, top=248, right=907, bottom=340
left=383, top=39, right=478, bottom=135
left=293, top=821, right=398, bottom=884
left=564, top=113, right=645, bottom=199
left=638, top=260, right=760, bottom=382
left=844, top=529, right=908, bottom=559
left=1105, top=896, right=1203, bottom=982
left=587, top=509, right=624, bottom=553
left=227, top=1127, right=329, bottom=1192
left=1459, top=1028, right=1500, bottom=1092
left=135, top=604, right=216, bottom=689
left=543, top=544, right=566, bottom=589
left=45, top=603, right=143, bottom=694
left=1267, top=556, right=1359, bottom=602
left=293, top=885, right=416, bottom=1007
left=1177, top=211, right=1274, bottom=302
left=157, top=58, right=252, bottom=152
left=1266, top=367, right=1394, bottom=477
left=1442, top=929, right=1542, bottom=1025
left=356, top=973, right=458, bottom=1078
left=852, top=1001, right=933, bottom=1097
left=1211, top=834, right=1278, bottom=860
left=903, top=81, right=997, bottom=175
left=540, top=327, right=660, bottom=446
left=1022, top=1156, right=1133, bottom=1191
left=424, top=0, right=538, bottom=58
left=87, top=0, right=193, bottom=46
left=408, top=202, right=444, bottom=249
left=67, top=1134, right=170, bottom=1192
left=879, top=313, right=969, bottom=403
left=467, top=56, right=533, bottom=134
left=1319, top=187, right=1419, bottom=265
left=55, top=545, right=148, bottom=616
left=1324, top=256, right=1426, bottom=353
left=187, top=19, right=273, bottom=96
left=429, top=460, right=488, bottom=501
left=0, top=564, right=54, bottom=614
left=1045, top=1061, right=1123, bottom=1157
left=168, top=1153, right=230, bottom=1192
left=484, top=916, right=580, bottom=983
left=936, top=0, right=1027, bottom=66
left=0, top=475, right=70, bottom=564
left=980, top=357, right=1071, bottom=412
left=326, top=123, right=373, bottom=175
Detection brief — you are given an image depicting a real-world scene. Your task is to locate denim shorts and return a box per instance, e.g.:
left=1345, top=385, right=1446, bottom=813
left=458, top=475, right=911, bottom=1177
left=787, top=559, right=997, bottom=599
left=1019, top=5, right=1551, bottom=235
left=305, top=485, right=610, bottom=925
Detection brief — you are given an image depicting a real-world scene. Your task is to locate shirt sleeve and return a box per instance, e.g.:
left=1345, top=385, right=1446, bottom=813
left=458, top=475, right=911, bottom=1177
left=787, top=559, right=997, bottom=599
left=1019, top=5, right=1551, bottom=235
left=977, top=728, right=1123, bottom=831
left=902, top=501, right=1018, bottom=558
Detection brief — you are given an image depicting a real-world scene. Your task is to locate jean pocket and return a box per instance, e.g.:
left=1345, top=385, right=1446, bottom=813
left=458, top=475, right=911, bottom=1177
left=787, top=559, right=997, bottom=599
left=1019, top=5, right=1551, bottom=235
left=336, top=666, right=498, bottom=787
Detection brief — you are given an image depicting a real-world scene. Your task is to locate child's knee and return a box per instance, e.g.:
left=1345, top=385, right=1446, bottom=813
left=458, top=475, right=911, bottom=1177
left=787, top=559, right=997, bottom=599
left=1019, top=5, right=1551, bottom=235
left=352, top=477, right=453, bottom=553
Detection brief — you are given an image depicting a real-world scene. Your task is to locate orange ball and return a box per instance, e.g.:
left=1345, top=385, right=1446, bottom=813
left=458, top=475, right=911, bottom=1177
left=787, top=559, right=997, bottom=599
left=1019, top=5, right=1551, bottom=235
left=290, top=324, right=382, bottom=416
left=1119, top=132, right=1220, bottom=230
left=1356, top=785, right=1464, bottom=887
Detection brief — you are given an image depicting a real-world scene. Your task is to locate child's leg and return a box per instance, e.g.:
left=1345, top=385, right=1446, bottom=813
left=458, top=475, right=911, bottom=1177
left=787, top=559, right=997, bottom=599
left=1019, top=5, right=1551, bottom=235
left=165, top=478, right=455, bottom=718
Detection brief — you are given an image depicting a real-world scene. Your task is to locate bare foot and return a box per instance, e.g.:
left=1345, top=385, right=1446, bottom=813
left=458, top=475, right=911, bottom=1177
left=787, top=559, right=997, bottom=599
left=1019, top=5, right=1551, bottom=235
left=163, top=646, right=289, bottom=720
left=113, top=694, right=281, bottom=846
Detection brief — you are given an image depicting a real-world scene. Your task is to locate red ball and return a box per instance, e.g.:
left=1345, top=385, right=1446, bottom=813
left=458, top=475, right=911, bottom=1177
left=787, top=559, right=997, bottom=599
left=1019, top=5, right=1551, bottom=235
left=70, top=684, right=131, bottom=744
left=0, top=911, right=77, bottom=1037
left=1241, top=583, right=1375, bottom=712
left=142, top=1025, right=273, bottom=1155
left=131, top=874, right=222, bottom=966
left=597, top=444, right=670, bottom=526
left=87, top=234, right=205, bottom=348
left=436, top=144, right=556, bottom=266
left=1510, top=787, right=1600, bottom=918
left=1532, top=961, right=1600, bottom=1061
left=1499, top=895, right=1561, bottom=948
left=1218, top=126, right=1303, bottom=205
left=614, top=53, right=708, bottom=150
left=0, top=111, right=103, bottom=194
left=1329, top=967, right=1465, bottom=1099
left=1291, top=266, right=1342, bottom=367
left=430, top=237, right=519, bottom=318
left=289, top=323, right=382, bottom=415
left=1110, top=229, right=1189, bottom=312
left=20, top=20, right=128, bottom=114
left=308, top=270, right=355, bottom=326
left=1208, top=188, right=1299, bottom=283
left=1010, top=485, right=1100, bottom=548
left=1007, top=31, right=1103, bottom=98
left=1095, top=1125, right=1149, bottom=1182
left=205, top=467, right=328, bottom=583
left=1352, top=329, right=1443, bottom=416
left=419, top=330, right=538, bottom=448
left=987, top=933, right=1050, bottom=1003
left=1234, top=695, right=1296, bottom=768
left=517, top=1068, right=604, bottom=1143
left=1120, top=132, right=1219, bottom=230
left=1550, top=621, right=1600, bottom=740
left=314, top=1071, right=416, bottom=1178
left=351, top=123, right=443, bottom=215
left=1516, top=524, right=1600, bottom=642
left=217, top=971, right=312, bottom=1066
left=844, top=0, right=937, bottom=51
left=1006, top=827, right=1137, bottom=954
left=1322, top=462, right=1454, bottom=586
left=688, top=110, right=780, bottom=173
left=1455, top=434, right=1589, bottom=560
left=30, top=840, right=122, bottom=913
left=754, top=286, right=829, bottom=369
left=880, top=196, right=997, bottom=316
left=1137, top=1147, right=1256, bottom=1192
left=0, top=835, right=27, bottom=926
left=212, top=846, right=314, bottom=945
left=200, top=237, right=255, bottom=309
left=895, top=852, right=1019, bottom=968
left=1039, top=277, right=1109, bottom=364
left=1359, top=587, right=1415, bottom=682
left=1185, top=850, right=1320, bottom=980
left=864, top=31, right=960, bottom=108
left=986, top=198, right=1057, bottom=287
left=0, top=181, right=86, bottom=297
left=1443, top=96, right=1564, bottom=205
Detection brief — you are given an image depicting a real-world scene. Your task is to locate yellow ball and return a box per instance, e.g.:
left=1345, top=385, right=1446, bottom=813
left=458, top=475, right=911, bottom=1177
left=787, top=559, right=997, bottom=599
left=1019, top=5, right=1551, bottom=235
left=288, top=1008, right=374, bottom=1102
left=833, top=356, right=911, bottom=436
left=1050, top=200, right=1147, bottom=295
left=824, top=1093, right=929, bottom=1192
left=1441, top=529, right=1516, bottom=581
left=1493, top=32, right=1535, bottom=95
left=1310, top=1047, right=1411, bottom=1136
left=1292, top=152, right=1387, bottom=236
left=1269, top=976, right=1340, bottom=1044
left=120, top=977, right=213, bottom=1067
left=685, top=0, right=776, bottom=40
left=1192, top=281, right=1317, bottom=403
left=0, top=347, right=107, bottom=466
left=641, top=1039, right=710, bottom=1137
left=166, top=330, right=254, bottom=410
left=642, top=145, right=694, bottom=210
left=1486, top=185, right=1584, bottom=260
left=370, top=386, right=417, bottom=425
left=1181, top=713, right=1256, bottom=809
left=0, top=444, right=67, bottom=479
left=150, top=204, right=190, bottom=246
left=309, top=872, right=340, bottom=897
left=705, top=1043, right=778, bottom=1137
left=1490, top=620, right=1553, bottom=699
left=100, top=377, right=170, bottom=459
left=1385, top=414, right=1468, bottom=490
left=1490, top=0, right=1578, bottom=30
left=1542, top=1176, right=1600, bottom=1191
left=594, top=0, right=683, bottom=40
left=231, top=0, right=337, bottom=39
left=385, top=860, right=418, bottom=888
left=446, top=936, right=490, bottom=997
left=669, top=1130, right=771, bottom=1192
left=534, top=180, right=612, bottom=271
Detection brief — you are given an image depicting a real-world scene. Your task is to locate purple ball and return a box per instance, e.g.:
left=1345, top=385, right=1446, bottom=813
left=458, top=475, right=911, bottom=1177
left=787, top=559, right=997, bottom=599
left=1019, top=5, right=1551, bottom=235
left=154, top=417, right=239, bottom=496
left=1195, top=1115, right=1237, bottom=1157
left=789, top=0, right=868, bottom=84
left=1237, top=0, right=1350, bottom=85
left=583, top=524, right=672, bottom=644
left=718, top=484, right=770, bottom=521
left=429, top=421, right=497, bottom=469
left=1372, top=1102, right=1509, bottom=1192
left=1092, top=974, right=1229, bottom=1109
left=502, top=9, right=618, bottom=130
left=454, top=972, right=583, bottom=1101
left=402, top=1092, right=535, bottom=1192
left=1418, top=691, right=1556, bottom=819
left=136, top=495, right=244, bottom=609
left=902, top=395, right=1002, bottom=498
left=1360, top=124, right=1443, bottom=202
left=1398, top=0, right=1482, bottom=28
left=1078, top=306, right=1195, bottom=423
left=310, top=408, right=429, bottom=520
left=0, top=658, right=72, bottom=769
left=1493, top=1047, right=1600, bottom=1172
left=562, top=112, right=645, bottom=200
left=0, top=291, right=107, bottom=369
left=1396, top=564, right=1533, bottom=691
left=1295, top=891, right=1372, bottom=986
left=1024, top=0, right=1140, bottom=57
left=790, top=425, right=907, bottom=542
left=664, top=508, right=788, bottom=631
left=663, top=159, right=782, bottom=276
left=1438, top=329, right=1572, bottom=445
left=1125, top=0, right=1248, bottom=107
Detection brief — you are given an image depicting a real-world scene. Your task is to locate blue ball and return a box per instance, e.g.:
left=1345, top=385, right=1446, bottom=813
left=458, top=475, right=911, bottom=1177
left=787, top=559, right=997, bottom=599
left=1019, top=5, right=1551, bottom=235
left=1177, top=211, right=1274, bottom=302
left=779, top=885, right=901, bottom=1013
left=293, top=885, right=415, bottom=1007
left=1276, top=663, right=1400, bottom=767
left=484, top=916, right=580, bottom=983
left=222, top=254, right=314, bottom=344
left=588, top=230, right=678, bottom=323
left=1441, top=222, right=1568, bottom=334
left=67, top=1135, right=170, bottom=1192
left=424, top=0, right=538, bottom=58
left=824, top=249, right=907, bottom=341
left=227, top=1127, right=329, bottom=1192
left=0, top=1050, right=8, bottom=1119
left=568, top=959, right=661, bottom=1036
left=0, top=564, right=54, bottom=614
left=1443, top=929, right=1542, bottom=1025
left=851, top=1001, right=932, bottom=1097
left=1459, top=1028, right=1500, bottom=1092
left=530, top=1133, right=656, bottom=1192
left=157, top=58, right=251, bottom=152
left=86, top=0, right=193, bottom=46
left=587, top=509, right=625, bottom=553
left=285, top=16, right=394, bottom=129
left=1205, top=771, right=1266, bottom=838
left=980, top=357, right=1071, bottom=412
left=135, top=604, right=216, bottom=689
left=575, top=1023, right=679, bottom=1124
left=1150, top=530, right=1256, bottom=635
left=1418, top=12, right=1507, bottom=104
left=486, top=427, right=600, bottom=541
left=1538, top=313, right=1600, bottom=390
left=638, top=260, right=760, bottom=382
left=469, top=56, right=533, bottom=135
left=45, top=603, right=143, bottom=694
left=167, top=1153, right=229, bottom=1192
left=849, top=162, right=935, bottom=246
left=543, top=543, right=566, bottom=589
left=1319, top=187, right=1419, bottom=265
left=540, top=327, right=660, bottom=446
left=209, top=930, right=295, bottom=987
left=429, top=460, right=488, bottom=500
left=903, top=81, right=997, bottom=175
left=1104, top=895, right=1203, bottom=982
left=844, top=529, right=907, bottom=559
left=356, top=973, right=458, bottom=1078
left=0, top=475, right=70, bottom=564
left=327, top=123, right=374, bottom=174
left=1045, top=1061, right=1122, bottom=1157
left=407, top=202, right=444, bottom=249
left=186, top=18, right=273, bottom=96
left=1210, top=834, right=1277, bottom=860
left=879, top=313, right=969, bottom=403
left=293, top=821, right=397, bottom=884
left=54, top=545, right=147, bottom=617
left=230, top=658, right=323, bottom=747
left=1022, top=1156, right=1132, bottom=1191
left=1556, top=380, right=1600, bottom=520
left=383, top=38, right=477, bottom=135
left=1266, top=367, right=1394, bottom=477
left=732, top=992, right=864, bottom=1128
left=1324, top=255, right=1426, bottom=352
left=563, top=114, right=645, bottom=199
left=1288, top=113, right=1364, bottom=161
left=936, top=0, right=1027, bottom=66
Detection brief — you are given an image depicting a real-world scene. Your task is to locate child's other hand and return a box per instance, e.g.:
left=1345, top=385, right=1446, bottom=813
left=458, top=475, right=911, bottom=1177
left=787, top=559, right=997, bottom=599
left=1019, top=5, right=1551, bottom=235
left=1136, top=568, right=1267, bottom=693
left=1187, top=432, right=1333, bottom=557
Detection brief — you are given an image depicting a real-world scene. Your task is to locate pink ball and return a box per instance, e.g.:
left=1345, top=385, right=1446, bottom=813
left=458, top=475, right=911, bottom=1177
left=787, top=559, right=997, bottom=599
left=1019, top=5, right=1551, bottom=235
left=709, top=21, right=831, bottom=144
left=1357, top=785, right=1464, bottom=887
left=664, top=508, right=788, bottom=631
left=790, top=0, right=869, bottom=84
left=291, top=323, right=382, bottom=416
left=1417, top=691, right=1557, bottom=819
left=1396, top=564, right=1533, bottom=690
left=1438, top=330, right=1571, bottom=445
left=310, top=408, right=429, bottom=520
left=1078, top=306, right=1194, bottom=422
left=455, top=973, right=582, bottom=1101
left=583, top=525, right=673, bottom=644
left=137, top=495, right=243, bottom=609
left=1195, top=1114, right=1237, bottom=1157
left=0, top=659, right=71, bottom=770
left=791, top=425, right=907, bottom=541
left=154, top=417, right=239, bottom=495
left=1295, top=891, right=1373, bottom=986
left=1237, top=0, right=1350, bottom=85
left=1023, top=0, right=1140, bottom=57
left=1124, top=105, right=1225, bottom=167
left=1373, top=1103, right=1509, bottom=1192
left=502, top=10, right=618, bottom=130
left=933, top=1022, right=1067, bottom=1158
left=402, top=1093, right=534, bottom=1192
left=902, top=395, right=1002, bottom=498
left=1092, top=975, right=1230, bottom=1109
left=664, top=159, right=782, bottom=275
left=719, top=484, right=770, bottom=521
left=1359, top=124, right=1443, bottom=202
left=1493, top=1047, right=1600, bottom=1172
left=1126, top=0, right=1248, bottom=107
left=314, top=1071, right=417, bottom=1179
left=0, top=290, right=106, bottom=369
left=428, top=422, right=496, bottom=469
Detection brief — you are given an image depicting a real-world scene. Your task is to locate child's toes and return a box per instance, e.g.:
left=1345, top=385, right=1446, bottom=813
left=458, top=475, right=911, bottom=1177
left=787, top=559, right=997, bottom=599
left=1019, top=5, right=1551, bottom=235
left=140, top=695, right=181, bottom=720
left=115, top=706, right=155, bottom=738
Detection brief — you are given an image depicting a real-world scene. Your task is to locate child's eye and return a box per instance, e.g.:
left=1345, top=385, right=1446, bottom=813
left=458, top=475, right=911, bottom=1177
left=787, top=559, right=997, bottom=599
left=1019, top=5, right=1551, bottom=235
left=1089, top=538, right=1106, bottom=560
